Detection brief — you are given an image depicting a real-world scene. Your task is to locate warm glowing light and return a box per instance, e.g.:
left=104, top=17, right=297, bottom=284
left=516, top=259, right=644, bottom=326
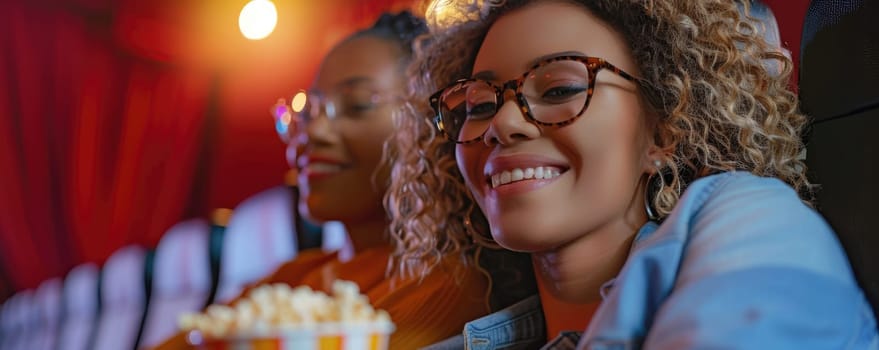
left=291, top=91, right=307, bottom=112
left=425, top=0, right=483, bottom=29
left=239, top=0, right=278, bottom=40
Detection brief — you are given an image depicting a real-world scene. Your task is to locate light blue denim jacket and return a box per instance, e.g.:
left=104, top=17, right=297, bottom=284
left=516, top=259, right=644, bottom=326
left=424, top=172, right=878, bottom=350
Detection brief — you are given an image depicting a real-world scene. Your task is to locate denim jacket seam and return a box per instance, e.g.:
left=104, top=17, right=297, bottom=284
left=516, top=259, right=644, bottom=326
left=465, top=298, right=545, bottom=348
left=466, top=308, right=542, bottom=334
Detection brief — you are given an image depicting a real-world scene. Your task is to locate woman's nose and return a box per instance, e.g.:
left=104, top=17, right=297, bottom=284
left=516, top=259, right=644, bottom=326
left=482, top=92, right=540, bottom=146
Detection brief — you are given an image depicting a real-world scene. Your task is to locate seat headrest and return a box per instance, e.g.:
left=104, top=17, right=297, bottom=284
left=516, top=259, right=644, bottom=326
left=153, top=218, right=211, bottom=295
left=12, top=290, right=36, bottom=325
left=34, top=278, right=63, bottom=324
left=100, top=246, right=147, bottom=306
left=63, top=263, right=100, bottom=315
left=800, top=0, right=879, bottom=121
left=220, top=187, right=295, bottom=281
left=215, top=186, right=295, bottom=302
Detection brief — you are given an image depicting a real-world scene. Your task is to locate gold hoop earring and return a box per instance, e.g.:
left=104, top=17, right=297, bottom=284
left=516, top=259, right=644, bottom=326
left=462, top=213, right=476, bottom=234
left=463, top=202, right=495, bottom=245
left=462, top=203, right=481, bottom=236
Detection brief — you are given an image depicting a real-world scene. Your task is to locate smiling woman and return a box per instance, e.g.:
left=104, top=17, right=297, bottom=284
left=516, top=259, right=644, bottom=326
left=153, top=10, right=492, bottom=350
left=390, top=0, right=878, bottom=348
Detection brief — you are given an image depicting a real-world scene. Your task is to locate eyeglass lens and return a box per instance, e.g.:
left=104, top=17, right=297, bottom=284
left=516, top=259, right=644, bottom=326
left=438, top=59, right=592, bottom=142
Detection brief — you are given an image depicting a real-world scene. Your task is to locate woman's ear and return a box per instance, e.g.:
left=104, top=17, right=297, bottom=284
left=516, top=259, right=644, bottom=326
left=642, top=146, right=665, bottom=174
left=641, top=113, right=671, bottom=173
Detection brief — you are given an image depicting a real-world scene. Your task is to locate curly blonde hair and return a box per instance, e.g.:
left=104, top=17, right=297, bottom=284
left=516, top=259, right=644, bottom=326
left=386, top=0, right=812, bottom=277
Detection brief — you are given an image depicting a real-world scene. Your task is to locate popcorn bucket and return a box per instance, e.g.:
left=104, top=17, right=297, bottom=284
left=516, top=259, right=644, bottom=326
left=186, top=323, right=395, bottom=350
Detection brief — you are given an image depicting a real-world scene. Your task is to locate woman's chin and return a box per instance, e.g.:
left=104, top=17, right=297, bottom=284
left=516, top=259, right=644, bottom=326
left=491, top=227, right=559, bottom=253
left=303, top=206, right=347, bottom=223
left=299, top=200, right=335, bottom=223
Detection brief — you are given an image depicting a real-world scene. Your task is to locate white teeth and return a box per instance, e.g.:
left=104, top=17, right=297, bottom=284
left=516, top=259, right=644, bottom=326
left=490, top=166, right=563, bottom=188
left=500, top=171, right=512, bottom=184
left=511, top=169, right=524, bottom=181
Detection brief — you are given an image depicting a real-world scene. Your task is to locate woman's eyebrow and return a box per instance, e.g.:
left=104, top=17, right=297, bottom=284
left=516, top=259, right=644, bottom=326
left=470, top=50, right=587, bottom=81
left=334, top=76, right=375, bottom=90
left=526, top=50, right=586, bottom=67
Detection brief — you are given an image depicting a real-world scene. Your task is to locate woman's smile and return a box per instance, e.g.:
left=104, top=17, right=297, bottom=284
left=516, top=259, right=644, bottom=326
left=484, top=153, right=570, bottom=195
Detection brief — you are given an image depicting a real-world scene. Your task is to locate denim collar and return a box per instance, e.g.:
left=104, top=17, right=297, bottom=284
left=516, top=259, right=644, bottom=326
left=460, top=295, right=545, bottom=350
left=632, top=220, right=660, bottom=249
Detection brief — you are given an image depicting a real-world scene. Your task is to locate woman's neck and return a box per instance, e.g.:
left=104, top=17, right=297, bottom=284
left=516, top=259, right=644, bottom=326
left=532, top=218, right=640, bottom=341
left=344, top=216, right=389, bottom=253
left=536, top=275, right=602, bottom=342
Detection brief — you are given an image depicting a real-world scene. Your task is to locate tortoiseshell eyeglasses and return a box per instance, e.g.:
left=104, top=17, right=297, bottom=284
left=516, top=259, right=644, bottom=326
left=430, top=55, right=641, bottom=144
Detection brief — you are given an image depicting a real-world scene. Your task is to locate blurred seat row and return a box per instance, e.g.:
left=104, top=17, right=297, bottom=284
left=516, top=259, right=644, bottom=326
left=0, top=184, right=350, bottom=350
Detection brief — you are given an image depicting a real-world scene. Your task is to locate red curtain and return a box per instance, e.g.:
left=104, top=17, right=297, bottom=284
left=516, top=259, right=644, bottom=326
left=0, top=0, right=417, bottom=302
left=0, top=1, right=213, bottom=298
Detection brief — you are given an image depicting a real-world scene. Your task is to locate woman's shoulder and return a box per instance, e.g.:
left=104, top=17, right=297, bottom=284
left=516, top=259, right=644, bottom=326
left=675, top=171, right=827, bottom=236
left=624, top=172, right=878, bottom=349
left=677, top=171, right=804, bottom=214
left=669, top=171, right=854, bottom=284
left=262, top=249, right=339, bottom=285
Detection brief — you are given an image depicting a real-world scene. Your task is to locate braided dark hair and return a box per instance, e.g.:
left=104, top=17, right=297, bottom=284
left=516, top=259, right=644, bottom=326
left=349, top=10, right=428, bottom=59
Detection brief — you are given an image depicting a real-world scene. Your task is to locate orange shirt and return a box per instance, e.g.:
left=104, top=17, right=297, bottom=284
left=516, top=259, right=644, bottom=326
left=153, top=246, right=489, bottom=349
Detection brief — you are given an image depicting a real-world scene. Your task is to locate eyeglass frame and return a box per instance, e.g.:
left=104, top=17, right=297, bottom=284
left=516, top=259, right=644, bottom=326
left=429, top=55, right=642, bottom=144
left=272, top=88, right=401, bottom=144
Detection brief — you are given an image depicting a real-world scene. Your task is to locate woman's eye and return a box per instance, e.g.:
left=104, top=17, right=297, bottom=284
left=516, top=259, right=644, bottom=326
left=466, top=102, right=497, bottom=120
left=345, top=102, right=376, bottom=114
left=541, top=85, right=587, bottom=103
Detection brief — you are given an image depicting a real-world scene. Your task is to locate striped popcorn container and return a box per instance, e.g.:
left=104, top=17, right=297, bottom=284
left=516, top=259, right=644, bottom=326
left=186, top=323, right=395, bottom=350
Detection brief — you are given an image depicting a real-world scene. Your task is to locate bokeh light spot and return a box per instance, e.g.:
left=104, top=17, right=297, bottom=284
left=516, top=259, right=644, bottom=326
left=239, top=0, right=277, bottom=40
left=291, top=91, right=307, bottom=112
